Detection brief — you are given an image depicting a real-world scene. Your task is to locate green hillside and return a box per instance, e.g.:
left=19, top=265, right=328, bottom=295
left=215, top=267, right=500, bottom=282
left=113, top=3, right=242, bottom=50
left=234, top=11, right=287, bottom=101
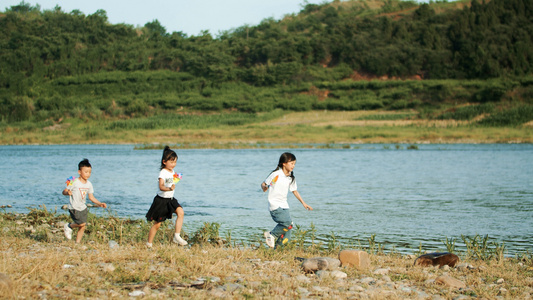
left=1, top=0, right=532, bottom=132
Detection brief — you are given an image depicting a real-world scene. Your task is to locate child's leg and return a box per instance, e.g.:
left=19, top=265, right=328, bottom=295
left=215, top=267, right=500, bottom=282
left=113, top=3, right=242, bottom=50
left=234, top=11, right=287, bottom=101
left=269, top=208, right=293, bottom=246
left=174, top=207, right=185, bottom=234
left=148, top=222, right=162, bottom=244
left=172, top=207, right=188, bottom=245
left=69, top=223, right=86, bottom=243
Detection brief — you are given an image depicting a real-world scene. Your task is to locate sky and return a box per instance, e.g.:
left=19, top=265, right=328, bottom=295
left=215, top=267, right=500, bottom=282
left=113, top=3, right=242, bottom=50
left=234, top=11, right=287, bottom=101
left=3, top=0, right=432, bottom=37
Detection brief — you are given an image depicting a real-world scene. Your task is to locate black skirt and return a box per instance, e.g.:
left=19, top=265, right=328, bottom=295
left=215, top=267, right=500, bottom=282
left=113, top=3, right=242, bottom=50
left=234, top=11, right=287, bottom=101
left=145, top=195, right=182, bottom=223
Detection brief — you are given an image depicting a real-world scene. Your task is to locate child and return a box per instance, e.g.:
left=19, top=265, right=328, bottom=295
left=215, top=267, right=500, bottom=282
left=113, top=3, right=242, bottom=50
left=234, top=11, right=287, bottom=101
left=145, top=146, right=187, bottom=247
left=62, top=158, right=107, bottom=243
left=261, top=152, right=312, bottom=248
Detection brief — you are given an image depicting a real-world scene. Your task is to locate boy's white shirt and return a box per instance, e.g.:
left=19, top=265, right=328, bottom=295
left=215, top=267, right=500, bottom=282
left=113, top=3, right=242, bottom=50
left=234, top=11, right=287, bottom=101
left=67, top=178, right=94, bottom=211
left=157, top=168, right=176, bottom=198
left=265, top=169, right=297, bottom=211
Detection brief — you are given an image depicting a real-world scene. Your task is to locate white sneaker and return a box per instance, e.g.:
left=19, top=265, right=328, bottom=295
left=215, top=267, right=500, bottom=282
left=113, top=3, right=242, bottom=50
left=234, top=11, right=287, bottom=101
left=146, top=242, right=153, bottom=248
left=172, top=234, right=188, bottom=246
left=264, top=231, right=275, bottom=248
left=64, top=223, right=72, bottom=240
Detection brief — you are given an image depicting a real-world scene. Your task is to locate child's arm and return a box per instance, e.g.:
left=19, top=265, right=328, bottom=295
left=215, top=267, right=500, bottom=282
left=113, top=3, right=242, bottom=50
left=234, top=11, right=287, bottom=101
left=159, top=178, right=175, bottom=192
left=88, top=193, right=107, bottom=208
left=293, top=191, right=313, bottom=211
left=261, top=182, right=268, bottom=192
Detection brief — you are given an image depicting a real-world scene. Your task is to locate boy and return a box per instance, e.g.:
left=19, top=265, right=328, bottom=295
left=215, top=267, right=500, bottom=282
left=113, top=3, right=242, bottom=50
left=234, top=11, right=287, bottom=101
left=62, top=158, right=107, bottom=243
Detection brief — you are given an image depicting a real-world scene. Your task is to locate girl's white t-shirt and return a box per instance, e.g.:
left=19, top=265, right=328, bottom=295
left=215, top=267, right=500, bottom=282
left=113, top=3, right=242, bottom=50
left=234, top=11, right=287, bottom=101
left=157, top=169, right=176, bottom=198
left=264, top=169, right=297, bottom=211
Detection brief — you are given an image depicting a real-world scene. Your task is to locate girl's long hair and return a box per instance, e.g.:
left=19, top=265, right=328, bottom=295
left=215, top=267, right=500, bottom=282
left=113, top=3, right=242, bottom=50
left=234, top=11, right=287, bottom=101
left=270, top=152, right=296, bottom=183
left=160, top=146, right=178, bottom=170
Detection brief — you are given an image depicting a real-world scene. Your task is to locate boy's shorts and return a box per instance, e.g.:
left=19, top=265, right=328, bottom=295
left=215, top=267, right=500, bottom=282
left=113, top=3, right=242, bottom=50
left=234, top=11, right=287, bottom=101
left=69, top=208, right=88, bottom=224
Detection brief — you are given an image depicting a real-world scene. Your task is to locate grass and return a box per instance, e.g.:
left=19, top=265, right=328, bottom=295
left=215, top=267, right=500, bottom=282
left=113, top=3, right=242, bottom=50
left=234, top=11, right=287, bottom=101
left=1, top=207, right=532, bottom=298
left=1, top=110, right=532, bottom=145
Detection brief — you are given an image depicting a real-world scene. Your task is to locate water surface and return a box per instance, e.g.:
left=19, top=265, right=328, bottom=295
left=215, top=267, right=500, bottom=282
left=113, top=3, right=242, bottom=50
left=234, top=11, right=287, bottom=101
left=1, top=144, right=531, bottom=254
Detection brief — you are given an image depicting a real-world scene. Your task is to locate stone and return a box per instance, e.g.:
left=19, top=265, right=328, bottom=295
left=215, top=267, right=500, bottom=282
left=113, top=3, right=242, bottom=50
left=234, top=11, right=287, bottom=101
left=339, top=250, right=370, bottom=269
left=373, top=268, right=389, bottom=275
left=108, top=240, right=119, bottom=249
left=434, top=275, right=466, bottom=289
left=414, top=252, right=459, bottom=267
left=330, top=270, right=348, bottom=279
left=102, top=263, right=115, bottom=273
left=301, top=257, right=341, bottom=273
left=128, top=290, right=145, bottom=297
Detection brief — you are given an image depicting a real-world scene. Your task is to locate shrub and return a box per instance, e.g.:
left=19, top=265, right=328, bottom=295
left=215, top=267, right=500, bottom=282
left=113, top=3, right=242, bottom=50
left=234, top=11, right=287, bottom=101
left=478, top=105, right=533, bottom=126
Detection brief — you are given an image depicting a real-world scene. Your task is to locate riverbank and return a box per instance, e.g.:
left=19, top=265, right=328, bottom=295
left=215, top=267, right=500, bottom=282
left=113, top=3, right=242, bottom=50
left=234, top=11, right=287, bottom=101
left=1, top=110, right=532, bottom=145
left=1, top=209, right=532, bottom=299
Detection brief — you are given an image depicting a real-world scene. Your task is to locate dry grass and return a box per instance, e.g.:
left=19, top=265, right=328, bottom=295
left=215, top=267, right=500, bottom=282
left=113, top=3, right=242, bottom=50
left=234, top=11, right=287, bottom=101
left=1, top=237, right=533, bottom=299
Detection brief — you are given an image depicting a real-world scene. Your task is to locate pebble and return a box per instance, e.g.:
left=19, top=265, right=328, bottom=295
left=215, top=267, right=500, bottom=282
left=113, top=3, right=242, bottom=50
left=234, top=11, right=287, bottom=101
left=296, top=274, right=311, bottom=282
left=108, top=240, right=119, bottom=249
left=128, top=290, right=145, bottom=297
left=360, top=277, right=376, bottom=285
left=373, top=268, right=389, bottom=275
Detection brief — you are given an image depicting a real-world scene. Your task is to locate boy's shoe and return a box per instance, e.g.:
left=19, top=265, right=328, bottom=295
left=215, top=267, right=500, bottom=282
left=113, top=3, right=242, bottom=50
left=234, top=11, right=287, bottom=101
left=146, top=242, right=153, bottom=248
left=172, top=234, right=188, bottom=246
left=64, top=223, right=72, bottom=240
left=264, top=231, right=275, bottom=248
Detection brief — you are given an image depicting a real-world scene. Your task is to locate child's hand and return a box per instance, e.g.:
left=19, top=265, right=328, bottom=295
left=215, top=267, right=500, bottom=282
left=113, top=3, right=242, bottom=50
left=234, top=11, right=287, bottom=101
left=303, top=203, right=313, bottom=211
left=63, top=188, right=72, bottom=196
left=99, top=203, right=107, bottom=208
left=261, top=182, right=268, bottom=192
left=170, top=184, right=175, bottom=191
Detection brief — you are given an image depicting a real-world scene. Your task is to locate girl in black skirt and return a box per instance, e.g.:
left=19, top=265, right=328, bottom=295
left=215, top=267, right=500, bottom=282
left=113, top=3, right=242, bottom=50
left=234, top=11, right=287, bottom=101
left=145, top=146, right=187, bottom=247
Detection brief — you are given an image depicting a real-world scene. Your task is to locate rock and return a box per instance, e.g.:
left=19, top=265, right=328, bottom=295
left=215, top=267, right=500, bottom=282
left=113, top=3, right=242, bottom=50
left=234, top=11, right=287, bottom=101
left=223, top=283, right=244, bottom=292
left=301, top=257, right=341, bottom=273
left=296, top=274, right=311, bottom=283
left=330, top=270, right=348, bottom=279
left=315, top=270, right=329, bottom=278
left=360, top=277, right=375, bottom=285
left=61, top=205, right=69, bottom=210
left=496, top=278, right=505, bottom=284
left=414, top=252, right=459, bottom=267
left=128, top=290, right=145, bottom=297
left=339, top=250, right=371, bottom=270
left=108, top=240, right=119, bottom=249
left=434, top=275, right=466, bottom=289
left=102, top=263, right=115, bottom=273
left=373, top=268, right=389, bottom=275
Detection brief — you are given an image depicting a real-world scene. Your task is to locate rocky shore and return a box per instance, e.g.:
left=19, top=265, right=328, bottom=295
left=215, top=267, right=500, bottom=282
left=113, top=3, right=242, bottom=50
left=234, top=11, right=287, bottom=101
left=1, top=211, right=532, bottom=299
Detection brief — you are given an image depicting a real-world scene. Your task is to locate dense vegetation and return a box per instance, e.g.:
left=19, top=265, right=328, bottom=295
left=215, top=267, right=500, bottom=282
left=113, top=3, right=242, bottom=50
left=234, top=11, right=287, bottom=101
left=1, top=0, right=532, bottom=127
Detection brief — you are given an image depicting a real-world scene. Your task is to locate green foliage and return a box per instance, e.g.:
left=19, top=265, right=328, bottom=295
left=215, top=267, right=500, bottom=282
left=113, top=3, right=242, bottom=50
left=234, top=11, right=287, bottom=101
left=437, top=103, right=495, bottom=120
left=189, top=222, right=223, bottom=245
left=461, top=234, right=506, bottom=262
left=478, top=104, right=533, bottom=126
left=1, top=0, right=533, bottom=124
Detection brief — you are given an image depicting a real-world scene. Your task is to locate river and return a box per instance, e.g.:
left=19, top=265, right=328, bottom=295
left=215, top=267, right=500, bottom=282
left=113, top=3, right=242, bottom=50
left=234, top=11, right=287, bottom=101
left=0, top=144, right=531, bottom=255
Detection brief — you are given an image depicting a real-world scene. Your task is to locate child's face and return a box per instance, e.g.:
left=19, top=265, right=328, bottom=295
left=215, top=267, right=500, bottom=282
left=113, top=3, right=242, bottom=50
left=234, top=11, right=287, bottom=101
left=163, top=158, right=177, bottom=170
left=78, top=166, right=92, bottom=181
left=283, top=160, right=296, bottom=173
